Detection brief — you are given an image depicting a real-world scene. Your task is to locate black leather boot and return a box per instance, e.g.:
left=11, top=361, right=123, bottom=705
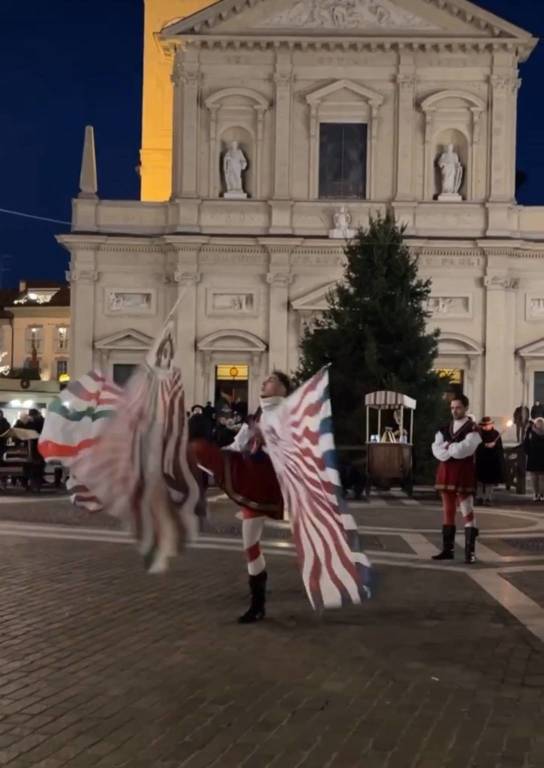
left=432, top=525, right=456, bottom=560
left=464, top=527, right=479, bottom=564
left=238, top=571, right=267, bottom=624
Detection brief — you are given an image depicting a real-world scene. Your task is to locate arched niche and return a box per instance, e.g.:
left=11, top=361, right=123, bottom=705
left=421, top=90, right=485, bottom=202
left=205, top=87, right=269, bottom=200
left=433, top=128, right=469, bottom=201
left=219, top=126, right=254, bottom=198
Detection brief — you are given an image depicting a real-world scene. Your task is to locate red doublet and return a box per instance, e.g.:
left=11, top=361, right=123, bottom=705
left=435, top=421, right=477, bottom=495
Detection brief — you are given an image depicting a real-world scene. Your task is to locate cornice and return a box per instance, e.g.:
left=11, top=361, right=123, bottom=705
left=174, top=36, right=532, bottom=58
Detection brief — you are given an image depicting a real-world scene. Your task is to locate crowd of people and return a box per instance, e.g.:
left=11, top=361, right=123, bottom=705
left=0, top=407, right=48, bottom=491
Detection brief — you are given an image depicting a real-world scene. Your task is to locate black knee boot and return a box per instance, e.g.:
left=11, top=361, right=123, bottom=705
left=238, top=571, right=267, bottom=624
left=464, top=527, right=479, bottom=564
left=432, top=525, right=456, bottom=560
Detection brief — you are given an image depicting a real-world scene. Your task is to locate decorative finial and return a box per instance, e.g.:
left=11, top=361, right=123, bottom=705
left=78, top=125, right=98, bottom=199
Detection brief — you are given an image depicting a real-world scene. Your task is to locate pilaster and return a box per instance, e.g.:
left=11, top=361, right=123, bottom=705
left=172, top=243, right=202, bottom=406
left=489, top=63, right=518, bottom=204
left=482, top=254, right=518, bottom=420
left=171, top=46, right=200, bottom=200
left=67, top=250, right=99, bottom=378
left=264, top=244, right=294, bottom=373
left=272, top=51, right=293, bottom=201
left=395, top=66, right=416, bottom=202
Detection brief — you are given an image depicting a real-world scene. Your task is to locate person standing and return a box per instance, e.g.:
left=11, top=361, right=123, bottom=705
left=531, top=401, right=544, bottom=419
left=190, top=372, right=289, bottom=623
left=226, top=372, right=289, bottom=622
left=432, top=395, right=482, bottom=563
left=513, top=405, right=530, bottom=443
left=523, top=417, right=544, bottom=501
left=475, top=417, right=504, bottom=506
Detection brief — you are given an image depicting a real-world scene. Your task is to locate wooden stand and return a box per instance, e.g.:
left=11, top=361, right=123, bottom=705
left=366, top=442, right=413, bottom=496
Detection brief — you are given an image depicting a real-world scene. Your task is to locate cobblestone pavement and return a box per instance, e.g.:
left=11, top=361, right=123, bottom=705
left=1, top=494, right=544, bottom=766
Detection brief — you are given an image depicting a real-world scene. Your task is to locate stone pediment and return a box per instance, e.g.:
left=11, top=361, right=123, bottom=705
left=162, top=0, right=534, bottom=41
left=517, top=338, right=544, bottom=359
left=291, top=282, right=337, bottom=311
left=94, top=329, right=154, bottom=351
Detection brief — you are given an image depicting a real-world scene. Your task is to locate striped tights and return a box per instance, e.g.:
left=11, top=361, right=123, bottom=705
left=441, top=492, right=476, bottom=527
left=241, top=508, right=266, bottom=576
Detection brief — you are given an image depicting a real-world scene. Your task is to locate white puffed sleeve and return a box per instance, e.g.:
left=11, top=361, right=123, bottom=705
left=447, top=431, right=482, bottom=459
left=228, top=423, right=251, bottom=453
left=432, top=431, right=450, bottom=462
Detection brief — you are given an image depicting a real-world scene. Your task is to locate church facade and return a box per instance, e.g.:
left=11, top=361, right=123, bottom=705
left=59, top=0, right=544, bottom=432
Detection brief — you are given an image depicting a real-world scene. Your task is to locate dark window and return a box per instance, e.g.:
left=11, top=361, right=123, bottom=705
left=113, top=364, right=137, bottom=387
left=56, top=360, right=68, bottom=379
left=319, top=123, right=367, bottom=199
left=534, top=372, right=544, bottom=403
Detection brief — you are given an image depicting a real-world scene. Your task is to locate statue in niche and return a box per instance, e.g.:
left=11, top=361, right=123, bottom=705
left=329, top=205, right=356, bottom=239
left=222, top=141, right=248, bottom=199
left=437, top=144, right=464, bottom=201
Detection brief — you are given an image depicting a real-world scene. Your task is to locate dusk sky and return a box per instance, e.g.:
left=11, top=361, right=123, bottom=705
left=0, top=0, right=543, bottom=288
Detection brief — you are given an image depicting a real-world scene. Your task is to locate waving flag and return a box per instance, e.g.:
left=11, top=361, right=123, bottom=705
left=39, top=371, right=122, bottom=510
left=72, top=298, right=201, bottom=572
left=261, top=367, right=371, bottom=609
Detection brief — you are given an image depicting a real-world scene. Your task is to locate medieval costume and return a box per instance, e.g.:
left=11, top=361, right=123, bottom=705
left=523, top=418, right=544, bottom=501
left=190, top=395, right=285, bottom=623
left=475, top=417, right=504, bottom=506
left=432, top=417, right=482, bottom=563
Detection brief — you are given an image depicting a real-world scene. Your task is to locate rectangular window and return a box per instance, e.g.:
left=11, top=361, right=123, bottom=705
left=319, top=123, right=367, bottom=199
left=56, top=326, right=69, bottom=353
left=534, top=372, right=544, bottom=403
left=56, top=359, right=68, bottom=379
left=113, top=364, right=137, bottom=387
left=25, top=325, right=43, bottom=354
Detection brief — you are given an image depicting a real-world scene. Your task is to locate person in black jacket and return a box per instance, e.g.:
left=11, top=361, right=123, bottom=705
left=524, top=418, right=544, bottom=501
left=475, top=417, right=504, bottom=506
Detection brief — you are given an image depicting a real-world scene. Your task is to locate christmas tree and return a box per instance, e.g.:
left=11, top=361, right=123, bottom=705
left=296, top=213, right=444, bottom=481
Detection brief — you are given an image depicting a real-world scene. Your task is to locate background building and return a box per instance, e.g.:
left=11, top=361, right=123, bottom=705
left=60, top=0, right=544, bottom=432
left=0, top=281, right=70, bottom=422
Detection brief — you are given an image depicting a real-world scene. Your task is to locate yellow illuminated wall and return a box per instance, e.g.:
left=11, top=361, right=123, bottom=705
left=141, top=0, right=213, bottom=201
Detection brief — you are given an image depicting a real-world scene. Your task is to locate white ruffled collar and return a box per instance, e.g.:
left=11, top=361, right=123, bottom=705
left=260, top=396, right=284, bottom=411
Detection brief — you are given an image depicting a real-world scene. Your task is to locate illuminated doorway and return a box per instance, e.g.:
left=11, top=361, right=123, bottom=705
left=214, top=364, right=249, bottom=419
left=435, top=368, right=464, bottom=399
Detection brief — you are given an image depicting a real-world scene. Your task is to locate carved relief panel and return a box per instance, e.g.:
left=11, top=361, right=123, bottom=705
left=104, top=289, right=156, bottom=316
left=426, top=295, right=472, bottom=319
left=206, top=288, right=259, bottom=317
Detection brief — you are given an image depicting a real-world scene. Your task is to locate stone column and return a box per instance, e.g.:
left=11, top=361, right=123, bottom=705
left=171, top=47, right=200, bottom=200
left=423, top=110, right=435, bottom=200
left=272, top=53, right=293, bottom=200
left=308, top=104, right=319, bottom=200
left=469, top=107, right=483, bottom=201
left=68, top=249, right=99, bottom=378
left=395, top=73, right=416, bottom=201
left=249, top=352, right=262, bottom=411
left=489, top=72, right=518, bottom=203
left=173, top=247, right=201, bottom=407
left=255, top=106, right=266, bottom=199
left=207, top=105, right=219, bottom=198
left=265, top=244, right=293, bottom=373
left=483, top=270, right=518, bottom=421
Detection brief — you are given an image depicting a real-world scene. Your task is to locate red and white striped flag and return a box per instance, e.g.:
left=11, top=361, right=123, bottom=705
left=72, top=298, right=202, bottom=572
left=261, top=367, right=371, bottom=609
